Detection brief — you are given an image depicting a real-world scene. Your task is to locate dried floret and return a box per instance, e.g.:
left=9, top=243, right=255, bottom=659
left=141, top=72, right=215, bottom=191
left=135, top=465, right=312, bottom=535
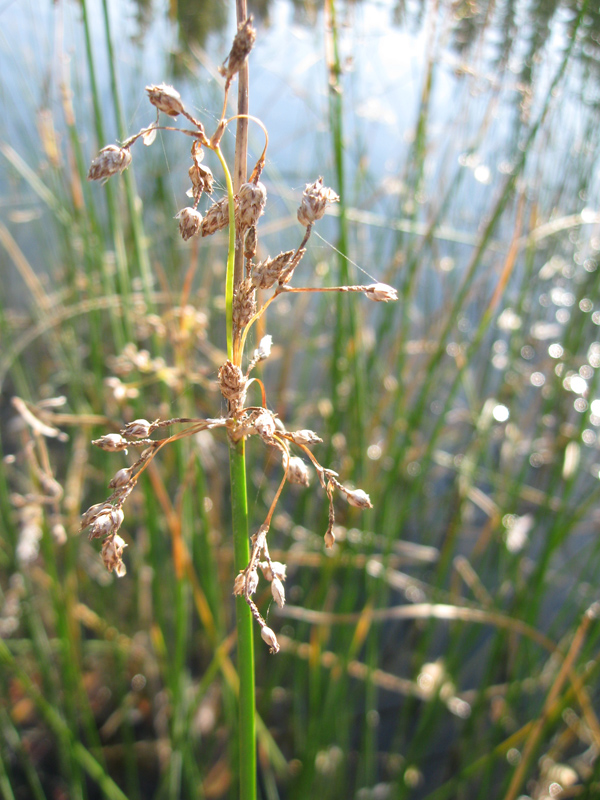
left=237, top=181, right=267, bottom=233
left=219, top=17, right=256, bottom=82
left=202, top=197, right=236, bottom=236
left=176, top=208, right=203, bottom=241
left=102, top=534, right=127, bottom=576
left=92, top=433, right=129, bottom=452
left=145, top=83, right=185, bottom=117
left=342, top=487, right=373, bottom=509
left=122, top=419, right=153, bottom=438
left=289, top=429, right=323, bottom=446
left=188, top=163, right=214, bottom=198
left=88, top=145, right=132, bottom=182
left=260, top=625, right=280, bottom=654
left=287, top=456, right=310, bottom=487
left=271, top=577, right=285, bottom=608
left=297, top=177, right=339, bottom=226
left=364, top=283, right=398, bottom=302
left=252, top=250, right=295, bottom=290
left=254, top=410, right=277, bottom=442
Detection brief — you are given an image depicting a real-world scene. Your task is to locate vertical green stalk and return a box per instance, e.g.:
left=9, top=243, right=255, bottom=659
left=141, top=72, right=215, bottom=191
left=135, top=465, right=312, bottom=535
left=326, top=0, right=366, bottom=470
left=101, top=0, right=154, bottom=306
left=216, top=3, right=256, bottom=795
left=229, top=439, right=256, bottom=800
left=80, top=0, right=128, bottom=348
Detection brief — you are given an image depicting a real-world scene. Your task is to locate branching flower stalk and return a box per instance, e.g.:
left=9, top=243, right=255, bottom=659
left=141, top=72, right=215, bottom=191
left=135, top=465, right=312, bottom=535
left=83, top=20, right=397, bottom=653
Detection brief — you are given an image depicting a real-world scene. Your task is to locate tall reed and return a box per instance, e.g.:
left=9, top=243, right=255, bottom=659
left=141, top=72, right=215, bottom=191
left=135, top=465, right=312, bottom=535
left=77, top=13, right=395, bottom=800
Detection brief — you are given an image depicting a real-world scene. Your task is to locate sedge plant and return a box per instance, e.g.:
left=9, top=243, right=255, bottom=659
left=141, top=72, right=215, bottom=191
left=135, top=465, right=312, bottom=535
left=78, top=17, right=397, bottom=799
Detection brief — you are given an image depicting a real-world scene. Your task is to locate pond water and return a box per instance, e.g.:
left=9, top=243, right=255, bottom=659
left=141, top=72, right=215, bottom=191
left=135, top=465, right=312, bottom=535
left=4, top=1, right=600, bottom=249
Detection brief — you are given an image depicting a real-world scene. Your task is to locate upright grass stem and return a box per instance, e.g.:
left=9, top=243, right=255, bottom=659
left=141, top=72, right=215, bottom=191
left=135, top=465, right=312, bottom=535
left=229, top=439, right=256, bottom=800
left=219, top=3, right=257, bottom=794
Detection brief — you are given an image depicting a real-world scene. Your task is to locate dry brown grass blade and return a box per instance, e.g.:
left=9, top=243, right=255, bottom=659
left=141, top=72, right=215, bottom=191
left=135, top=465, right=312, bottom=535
left=279, top=602, right=557, bottom=653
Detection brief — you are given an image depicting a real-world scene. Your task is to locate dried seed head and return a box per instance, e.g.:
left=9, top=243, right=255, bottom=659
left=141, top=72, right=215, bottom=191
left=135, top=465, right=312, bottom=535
left=145, top=83, right=185, bottom=117
left=102, top=533, right=127, bottom=576
left=122, top=419, right=153, bottom=438
left=88, top=507, right=124, bottom=540
left=88, top=145, right=132, bottom=182
left=259, top=560, right=286, bottom=581
left=287, top=456, right=310, bottom=487
left=324, top=527, right=336, bottom=549
left=364, top=283, right=398, bottom=302
left=252, top=250, right=295, bottom=290
left=108, top=467, right=134, bottom=489
left=80, top=501, right=111, bottom=531
left=233, top=572, right=246, bottom=596
left=254, top=335, right=273, bottom=362
left=218, top=360, right=248, bottom=412
left=343, top=487, right=373, bottom=509
left=219, top=17, right=256, bottom=81
left=297, top=177, right=339, bottom=227
left=254, top=410, right=277, bottom=442
left=188, top=163, right=214, bottom=198
left=260, top=625, right=280, bottom=654
left=176, top=207, right=203, bottom=241
left=232, top=278, right=257, bottom=331
left=92, top=433, right=129, bottom=452
left=244, top=226, right=257, bottom=260
left=289, top=429, right=323, bottom=446
left=271, top=561, right=287, bottom=581
left=237, top=181, right=267, bottom=233
left=247, top=569, right=259, bottom=596
left=202, top=197, right=236, bottom=237
left=271, top=576, right=285, bottom=608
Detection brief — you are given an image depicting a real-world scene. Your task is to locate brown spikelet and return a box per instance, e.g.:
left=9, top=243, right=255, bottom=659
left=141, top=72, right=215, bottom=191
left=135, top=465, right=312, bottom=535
left=88, top=146, right=132, bottom=182
left=218, top=360, right=248, bottom=414
left=219, top=17, right=256, bottom=82
left=145, top=83, right=185, bottom=117
left=297, top=177, right=339, bottom=226
left=232, top=278, right=257, bottom=332
left=236, top=181, right=267, bottom=235
left=202, top=197, right=237, bottom=237
left=252, top=250, right=295, bottom=290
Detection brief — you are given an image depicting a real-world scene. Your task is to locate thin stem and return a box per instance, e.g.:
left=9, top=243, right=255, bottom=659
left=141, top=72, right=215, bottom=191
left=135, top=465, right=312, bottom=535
left=121, top=125, right=206, bottom=148
left=227, top=114, right=269, bottom=179
left=213, top=146, right=237, bottom=362
left=229, top=6, right=256, bottom=800
left=238, top=293, right=278, bottom=358
left=229, top=440, right=256, bottom=800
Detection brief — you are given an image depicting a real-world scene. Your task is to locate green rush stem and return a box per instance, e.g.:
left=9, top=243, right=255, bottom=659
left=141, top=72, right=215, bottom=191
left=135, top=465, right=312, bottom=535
left=214, top=145, right=237, bottom=362
left=101, top=0, right=153, bottom=307
left=80, top=0, right=126, bottom=349
left=229, top=438, right=256, bottom=800
left=326, top=0, right=366, bottom=477
left=216, top=13, right=256, bottom=791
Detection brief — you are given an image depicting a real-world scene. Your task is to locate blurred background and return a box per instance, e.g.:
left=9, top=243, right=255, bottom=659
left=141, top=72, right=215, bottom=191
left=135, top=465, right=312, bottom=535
left=2, top=0, right=600, bottom=798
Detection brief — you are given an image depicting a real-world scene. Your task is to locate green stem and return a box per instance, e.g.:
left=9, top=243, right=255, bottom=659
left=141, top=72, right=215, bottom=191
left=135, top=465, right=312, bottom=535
left=101, top=0, right=154, bottom=307
left=215, top=123, right=256, bottom=800
left=229, top=438, right=256, bottom=800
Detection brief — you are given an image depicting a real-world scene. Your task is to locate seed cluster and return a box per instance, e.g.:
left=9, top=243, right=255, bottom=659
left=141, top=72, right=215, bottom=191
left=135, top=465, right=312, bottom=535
left=84, top=18, right=396, bottom=651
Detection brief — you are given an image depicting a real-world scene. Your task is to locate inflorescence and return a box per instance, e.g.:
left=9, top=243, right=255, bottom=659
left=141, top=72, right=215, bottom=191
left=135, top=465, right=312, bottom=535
left=83, top=17, right=397, bottom=653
